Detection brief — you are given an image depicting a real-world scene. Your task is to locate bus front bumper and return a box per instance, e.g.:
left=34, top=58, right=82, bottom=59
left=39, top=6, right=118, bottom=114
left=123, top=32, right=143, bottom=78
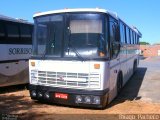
left=29, top=84, right=109, bottom=109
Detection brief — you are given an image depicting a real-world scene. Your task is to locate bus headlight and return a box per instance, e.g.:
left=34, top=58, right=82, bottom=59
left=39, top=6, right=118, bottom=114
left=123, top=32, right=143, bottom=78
left=38, top=92, right=43, bottom=98
left=84, top=96, right=91, bottom=104
left=75, top=95, right=100, bottom=105
left=31, top=90, right=37, bottom=97
left=93, top=96, right=100, bottom=104
left=44, top=92, right=50, bottom=99
left=75, top=95, right=83, bottom=103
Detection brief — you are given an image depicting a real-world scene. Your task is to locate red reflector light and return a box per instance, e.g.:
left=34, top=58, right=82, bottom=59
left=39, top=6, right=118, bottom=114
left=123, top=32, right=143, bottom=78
left=55, top=93, right=68, bottom=99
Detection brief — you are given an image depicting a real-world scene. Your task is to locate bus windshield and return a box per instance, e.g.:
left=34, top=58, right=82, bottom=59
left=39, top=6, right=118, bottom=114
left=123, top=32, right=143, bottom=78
left=33, top=13, right=106, bottom=60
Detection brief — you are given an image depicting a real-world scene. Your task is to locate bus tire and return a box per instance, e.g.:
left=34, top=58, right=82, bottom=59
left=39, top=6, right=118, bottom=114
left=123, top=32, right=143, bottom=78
left=117, top=72, right=123, bottom=94
left=133, top=61, right=137, bottom=73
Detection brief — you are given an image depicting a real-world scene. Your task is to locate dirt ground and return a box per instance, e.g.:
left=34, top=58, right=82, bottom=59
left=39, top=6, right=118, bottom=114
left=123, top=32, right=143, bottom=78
left=0, top=87, right=160, bottom=120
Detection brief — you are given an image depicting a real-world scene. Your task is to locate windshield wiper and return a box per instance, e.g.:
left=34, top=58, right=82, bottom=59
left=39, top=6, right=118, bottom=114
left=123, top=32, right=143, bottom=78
left=67, top=29, right=86, bottom=61
left=70, top=44, right=86, bottom=61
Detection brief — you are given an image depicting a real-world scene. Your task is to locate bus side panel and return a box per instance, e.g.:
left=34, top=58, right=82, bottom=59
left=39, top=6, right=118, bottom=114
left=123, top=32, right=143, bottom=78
left=0, top=61, right=29, bottom=87
left=102, top=61, right=110, bottom=91
left=119, top=44, right=128, bottom=86
left=108, top=57, right=120, bottom=103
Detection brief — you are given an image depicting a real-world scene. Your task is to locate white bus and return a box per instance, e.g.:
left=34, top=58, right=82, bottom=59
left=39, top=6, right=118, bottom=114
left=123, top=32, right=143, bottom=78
left=29, top=8, right=142, bottom=108
left=0, top=15, right=33, bottom=87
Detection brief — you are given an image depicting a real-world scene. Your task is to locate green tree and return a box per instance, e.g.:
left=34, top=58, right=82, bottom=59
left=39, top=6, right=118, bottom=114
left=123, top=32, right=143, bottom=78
left=139, top=41, right=150, bottom=45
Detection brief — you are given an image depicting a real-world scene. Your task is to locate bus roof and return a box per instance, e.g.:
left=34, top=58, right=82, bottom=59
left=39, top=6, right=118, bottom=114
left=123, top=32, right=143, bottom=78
left=33, top=8, right=118, bottom=18
left=33, top=8, right=142, bottom=37
left=0, top=14, right=33, bottom=25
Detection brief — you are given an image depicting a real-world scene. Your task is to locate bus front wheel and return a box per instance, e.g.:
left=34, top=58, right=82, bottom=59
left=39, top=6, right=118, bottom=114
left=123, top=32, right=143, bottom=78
left=133, top=61, right=137, bottom=73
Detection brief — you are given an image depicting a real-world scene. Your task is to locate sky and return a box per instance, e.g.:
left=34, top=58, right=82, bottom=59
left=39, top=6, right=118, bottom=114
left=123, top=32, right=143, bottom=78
left=0, top=0, right=160, bottom=44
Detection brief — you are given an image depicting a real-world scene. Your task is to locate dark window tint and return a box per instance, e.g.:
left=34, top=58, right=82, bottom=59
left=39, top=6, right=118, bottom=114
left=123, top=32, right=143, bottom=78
left=130, top=30, right=133, bottom=44
left=120, top=22, right=126, bottom=43
left=0, top=21, right=5, bottom=37
left=109, top=17, right=119, bottom=42
left=20, top=24, right=32, bottom=44
left=34, top=15, right=63, bottom=56
left=6, top=23, right=20, bottom=44
left=136, top=34, right=139, bottom=44
left=126, top=27, right=130, bottom=44
left=134, top=33, right=136, bottom=44
left=137, top=36, right=140, bottom=44
left=109, top=17, right=120, bottom=59
left=1, top=21, right=33, bottom=44
left=0, top=21, right=6, bottom=44
left=7, top=23, right=19, bottom=38
left=132, top=31, right=136, bottom=44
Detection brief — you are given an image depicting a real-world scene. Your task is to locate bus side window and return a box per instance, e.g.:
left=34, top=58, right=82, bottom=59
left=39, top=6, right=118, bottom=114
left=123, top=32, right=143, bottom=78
left=109, top=17, right=120, bottom=59
left=132, top=31, right=135, bottom=44
left=0, top=21, right=6, bottom=43
left=6, top=22, right=20, bottom=44
left=126, top=27, right=130, bottom=44
left=137, top=35, right=140, bottom=44
left=130, top=30, right=133, bottom=44
left=135, top=34, right=138, bottom=44
left=136, top=33, right=138, bottom=44
left=120, top=22, right=126, bottom=44
left=20, top=24, right=32, bottom=44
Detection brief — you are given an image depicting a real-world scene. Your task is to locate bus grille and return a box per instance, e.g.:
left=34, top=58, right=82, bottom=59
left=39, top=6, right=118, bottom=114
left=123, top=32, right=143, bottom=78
left=31, top=70, right=101, bottom=89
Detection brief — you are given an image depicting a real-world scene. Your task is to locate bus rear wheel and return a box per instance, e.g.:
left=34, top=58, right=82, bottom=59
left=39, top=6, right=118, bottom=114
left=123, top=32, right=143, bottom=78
left=133, top=61, right=137, bottom=73
left=117, top=72, right=123, bottom=94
